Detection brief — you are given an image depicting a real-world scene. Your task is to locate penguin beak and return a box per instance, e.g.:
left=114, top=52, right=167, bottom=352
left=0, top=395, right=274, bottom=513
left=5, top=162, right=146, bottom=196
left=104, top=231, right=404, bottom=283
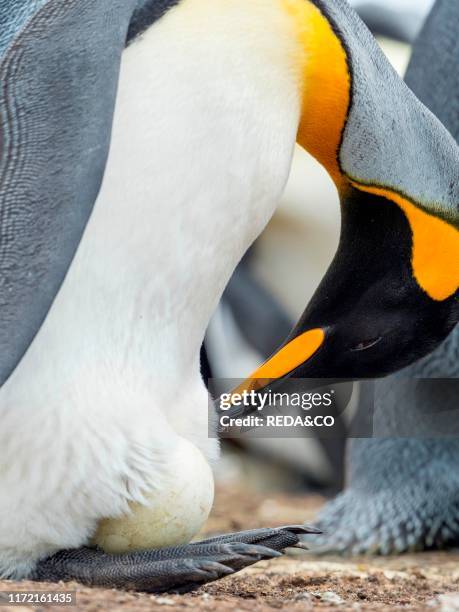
left=228, top=328, right=325, bottom=401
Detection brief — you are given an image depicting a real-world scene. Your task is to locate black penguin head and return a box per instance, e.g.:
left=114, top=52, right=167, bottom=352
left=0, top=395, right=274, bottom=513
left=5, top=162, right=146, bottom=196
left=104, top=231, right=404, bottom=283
left=290, top=186, right=458, bottom=379
left=235, top=186, right=458, bottom=395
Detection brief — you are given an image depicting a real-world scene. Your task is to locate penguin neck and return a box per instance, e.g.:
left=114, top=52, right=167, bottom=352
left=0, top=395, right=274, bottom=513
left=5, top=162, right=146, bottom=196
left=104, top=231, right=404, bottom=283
left=286, top=0, right=459, bottom=302
left=284, top=0, right=351, bottom=190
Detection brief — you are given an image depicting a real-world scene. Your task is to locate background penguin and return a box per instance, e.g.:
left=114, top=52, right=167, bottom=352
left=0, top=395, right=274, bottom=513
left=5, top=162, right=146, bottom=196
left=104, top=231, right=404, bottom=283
left=312, top=0, right=459, bottom=554
left=1, top=0, right=458, bottom=594
left=348, top=0, right=434, bottom=42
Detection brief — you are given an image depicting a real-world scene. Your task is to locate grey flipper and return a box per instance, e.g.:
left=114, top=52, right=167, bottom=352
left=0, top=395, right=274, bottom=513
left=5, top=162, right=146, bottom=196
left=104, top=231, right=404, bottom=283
left=0, top=0, right=137, bottom=386
left=311, top=0, right=459, bottom=554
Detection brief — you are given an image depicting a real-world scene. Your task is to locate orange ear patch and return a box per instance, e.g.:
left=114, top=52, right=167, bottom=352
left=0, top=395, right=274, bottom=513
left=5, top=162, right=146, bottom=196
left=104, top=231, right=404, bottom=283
left=352, top=183, right=459, bottom=301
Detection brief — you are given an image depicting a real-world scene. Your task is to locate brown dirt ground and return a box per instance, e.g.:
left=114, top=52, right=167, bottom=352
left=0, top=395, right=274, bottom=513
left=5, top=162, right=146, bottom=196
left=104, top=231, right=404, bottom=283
left=2, top=486, right=459, bottom=611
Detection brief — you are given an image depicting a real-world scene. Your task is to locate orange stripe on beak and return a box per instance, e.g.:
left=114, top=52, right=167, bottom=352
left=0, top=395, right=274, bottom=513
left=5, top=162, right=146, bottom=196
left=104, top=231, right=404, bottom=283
left=230, top=328, right=325, bottom=400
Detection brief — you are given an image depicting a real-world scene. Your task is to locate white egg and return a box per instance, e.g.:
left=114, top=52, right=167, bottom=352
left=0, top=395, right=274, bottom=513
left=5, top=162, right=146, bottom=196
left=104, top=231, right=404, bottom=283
left=92, top=438, right=214, bottom=554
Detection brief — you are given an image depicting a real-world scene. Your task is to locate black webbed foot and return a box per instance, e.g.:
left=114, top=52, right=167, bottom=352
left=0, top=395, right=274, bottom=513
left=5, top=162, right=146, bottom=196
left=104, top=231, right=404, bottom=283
left=32, top=525, right=320, bottom=593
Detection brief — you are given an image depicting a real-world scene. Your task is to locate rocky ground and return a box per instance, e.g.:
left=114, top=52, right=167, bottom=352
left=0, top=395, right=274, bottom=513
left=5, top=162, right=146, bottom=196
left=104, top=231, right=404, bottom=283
left=2, top=486, right=459, bottom=611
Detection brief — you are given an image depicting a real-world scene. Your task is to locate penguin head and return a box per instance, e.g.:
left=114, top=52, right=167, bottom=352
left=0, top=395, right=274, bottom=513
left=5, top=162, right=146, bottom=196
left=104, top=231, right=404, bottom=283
left=288, top=185, right=458, bottom=379
left=232, top=184, right=457, bottom=398
left=236, top=0, right=459, bottom=390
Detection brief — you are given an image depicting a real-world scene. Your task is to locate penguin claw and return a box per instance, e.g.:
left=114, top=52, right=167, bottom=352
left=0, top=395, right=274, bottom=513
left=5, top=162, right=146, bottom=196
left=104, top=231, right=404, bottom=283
left=32, top=525, right=309, bottom=593
left=197, top=524, right=319, bottom=550
left=290, top=541, right=310, bottom=551
left=279, top=524, right=323, bottom=535
left=184, top=560, right=235, bottom=580
left=219, top=543, right=282, bottom=559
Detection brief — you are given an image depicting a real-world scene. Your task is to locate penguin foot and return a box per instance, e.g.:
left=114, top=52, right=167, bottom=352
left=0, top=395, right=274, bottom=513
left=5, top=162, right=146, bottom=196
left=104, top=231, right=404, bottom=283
left=32, top=525, right=317, bottom=593
left=307, top=439, right=459, bottom=556
left=308, top=488, right=459, bottom=556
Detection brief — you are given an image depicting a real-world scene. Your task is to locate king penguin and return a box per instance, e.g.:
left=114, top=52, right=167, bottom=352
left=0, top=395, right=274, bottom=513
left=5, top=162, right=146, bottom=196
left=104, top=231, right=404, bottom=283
left=0, top=0, right=458, bottom=593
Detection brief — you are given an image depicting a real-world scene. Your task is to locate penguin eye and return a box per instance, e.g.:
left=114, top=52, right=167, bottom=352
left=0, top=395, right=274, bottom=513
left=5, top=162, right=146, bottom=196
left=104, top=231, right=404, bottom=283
left=350, top=337, right=383, bottom=352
